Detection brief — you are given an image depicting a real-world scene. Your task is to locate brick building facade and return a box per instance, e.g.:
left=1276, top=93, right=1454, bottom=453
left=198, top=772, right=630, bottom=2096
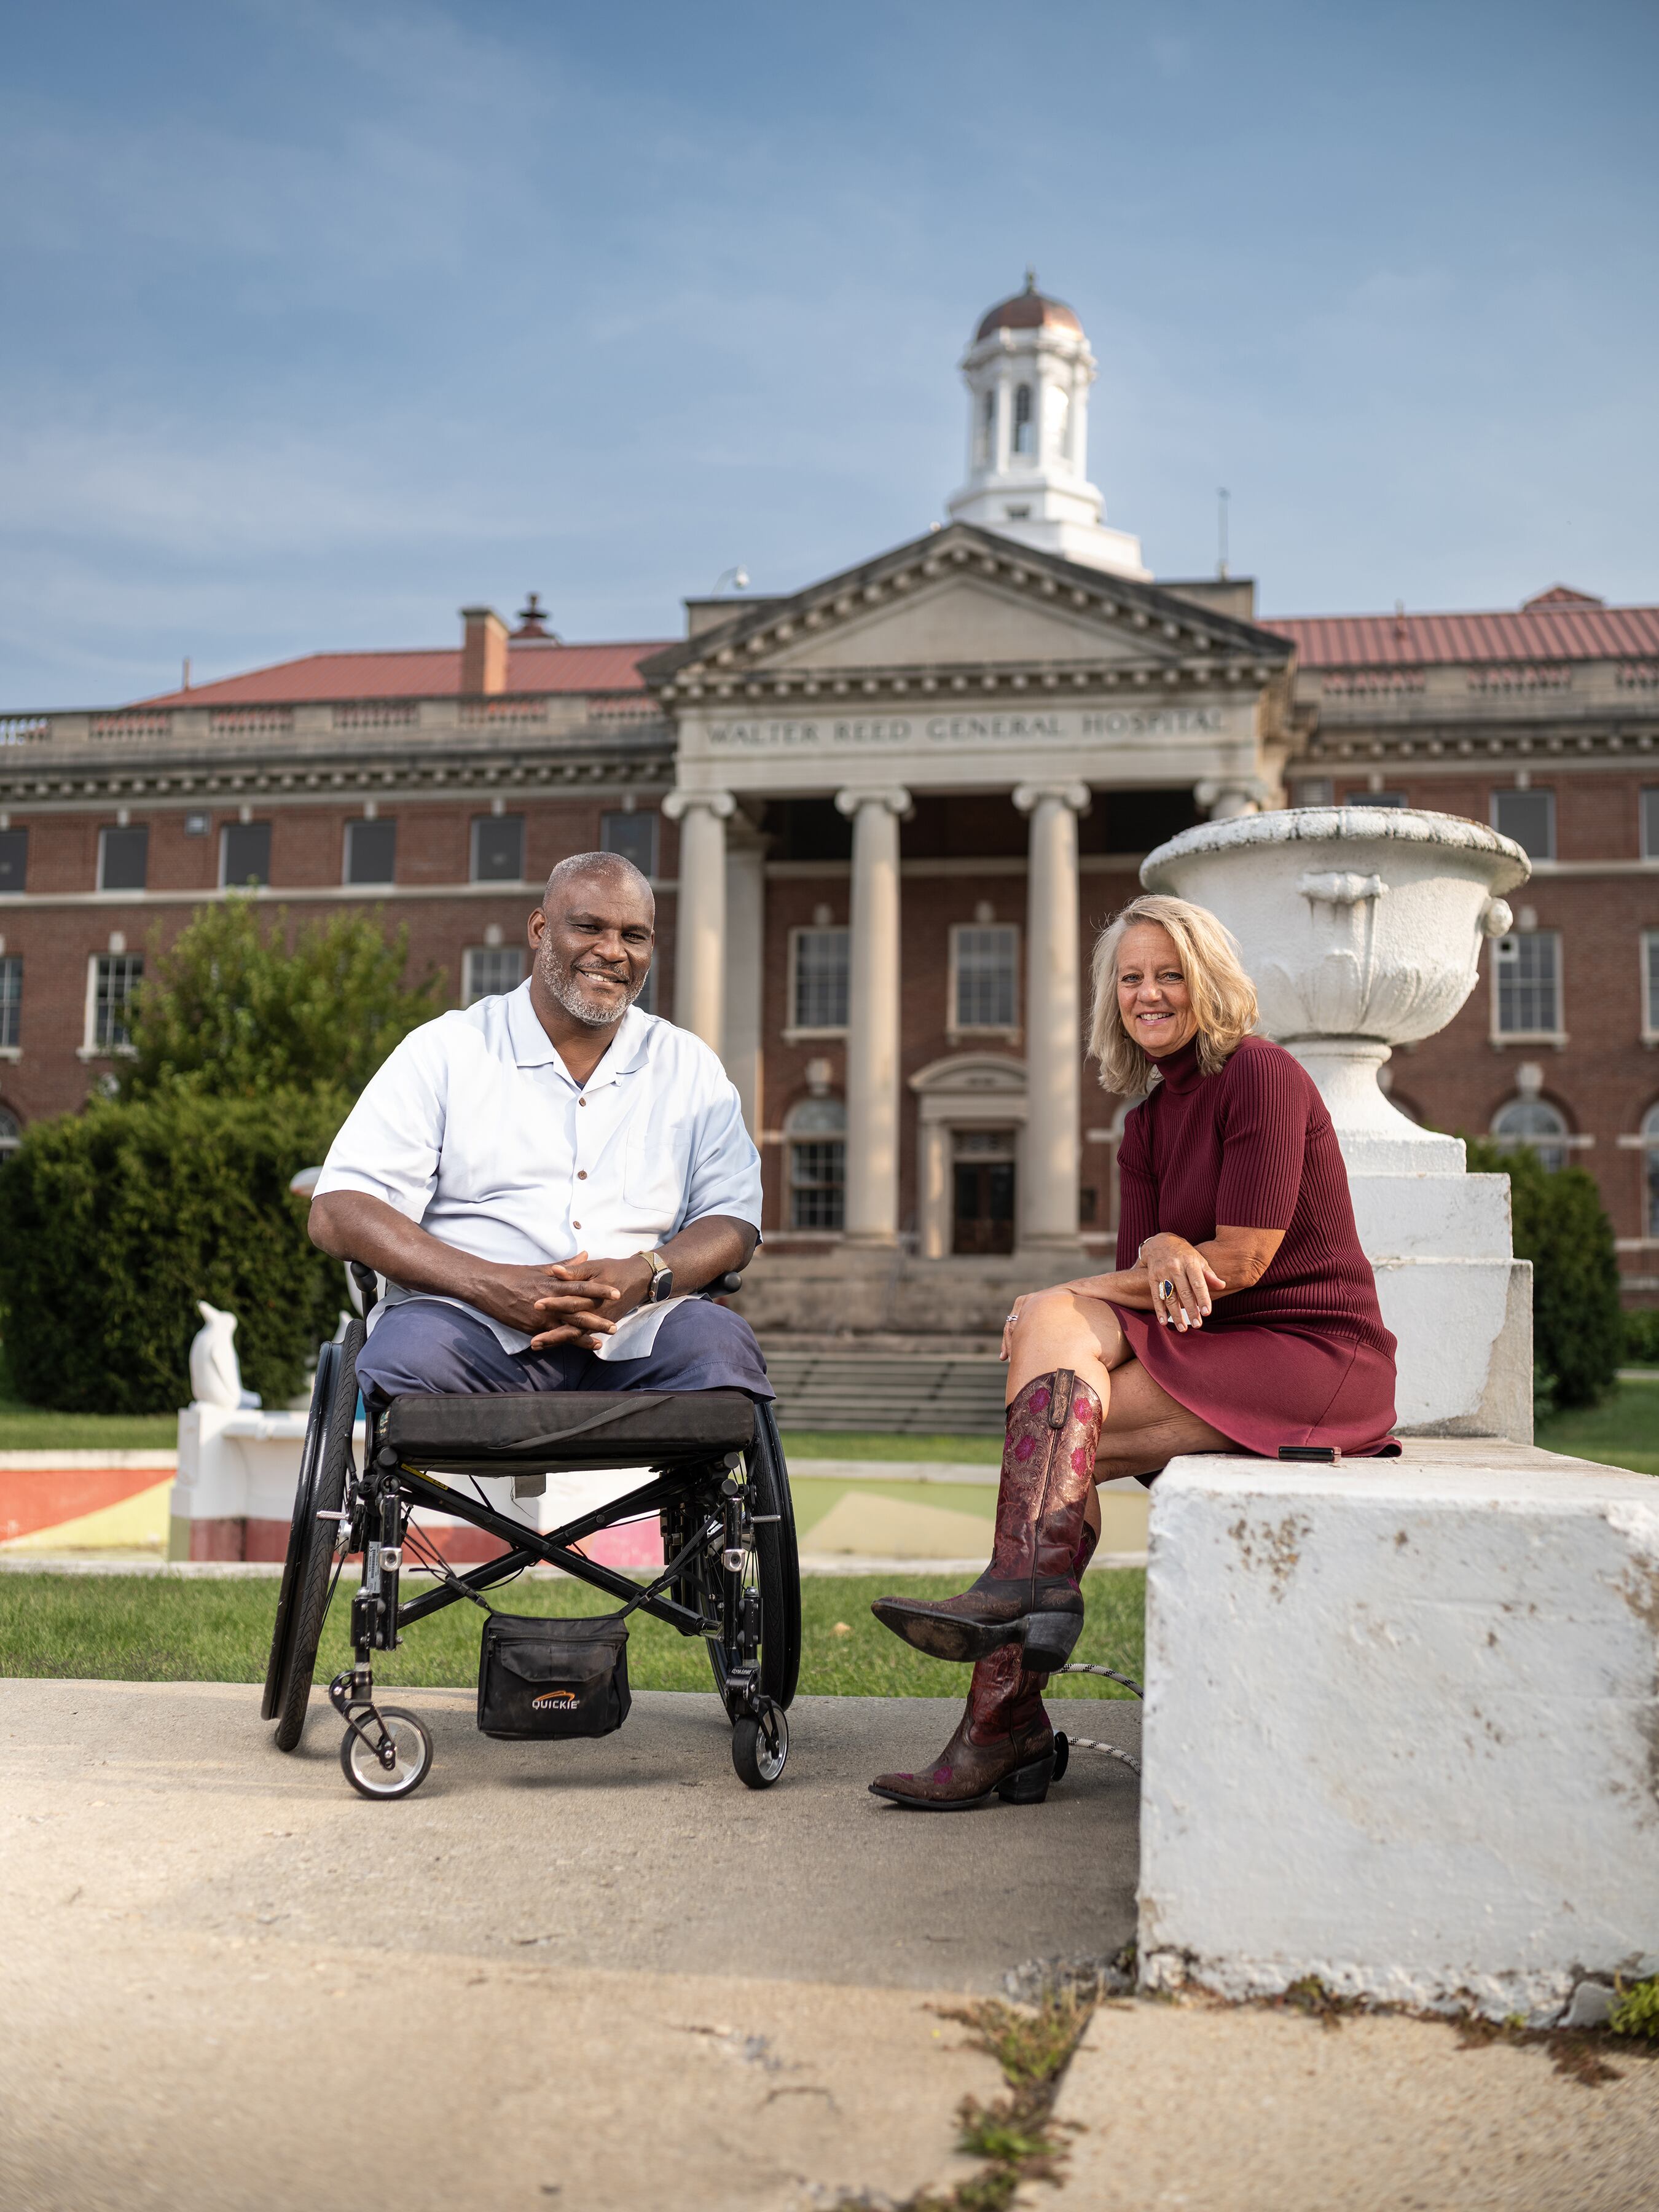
left=2, top=283, right=1656, bottom=1309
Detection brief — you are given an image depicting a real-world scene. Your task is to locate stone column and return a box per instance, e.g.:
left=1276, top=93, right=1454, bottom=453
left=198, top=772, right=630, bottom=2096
left=721, top=814, right=767, bottom=1133
left=1014, top=781, right=1091, bottom=1257
left=835, top=786, right=911, bottom=1248
left=662, top=789, right=734, bottom=1050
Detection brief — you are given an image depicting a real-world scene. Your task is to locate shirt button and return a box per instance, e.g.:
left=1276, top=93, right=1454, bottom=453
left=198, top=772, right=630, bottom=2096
left=577, top=1170, right=587, bottom=1180
left=573, top=1221, right=581, bottom=1230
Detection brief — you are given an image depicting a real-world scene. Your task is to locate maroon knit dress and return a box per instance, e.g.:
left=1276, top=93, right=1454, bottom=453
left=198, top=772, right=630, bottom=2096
left=1108, top=1034, right=1398, bottom=1456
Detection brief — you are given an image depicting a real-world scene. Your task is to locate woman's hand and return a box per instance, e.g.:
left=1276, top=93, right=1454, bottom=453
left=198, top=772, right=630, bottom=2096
left=1140, top=1233, right=1226, bottom=1332
left=1000, top=1296, right=1027, bottom=1362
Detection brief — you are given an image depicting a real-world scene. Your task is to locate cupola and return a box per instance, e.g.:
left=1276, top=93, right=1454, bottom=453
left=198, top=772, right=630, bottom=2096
left=946, top=272, right=1147, bottom=579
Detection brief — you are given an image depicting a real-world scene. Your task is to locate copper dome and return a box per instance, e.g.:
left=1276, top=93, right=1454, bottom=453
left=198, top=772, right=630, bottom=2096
left=974, top=269, right=1083, bottom=343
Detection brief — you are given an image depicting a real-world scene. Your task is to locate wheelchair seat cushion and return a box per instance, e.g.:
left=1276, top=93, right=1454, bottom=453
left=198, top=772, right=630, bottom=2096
left=383, top=1388, right=756, bottom=1470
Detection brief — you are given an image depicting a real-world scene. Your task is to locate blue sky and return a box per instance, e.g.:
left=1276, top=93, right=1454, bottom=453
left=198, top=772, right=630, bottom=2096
left=3, top=0, right=1655, bottom=705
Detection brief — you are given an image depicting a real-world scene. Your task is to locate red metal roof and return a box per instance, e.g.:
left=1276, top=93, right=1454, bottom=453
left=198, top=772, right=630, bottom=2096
left=1263, top=597, right=1659, bottom=670
left=133, top=638, right=673, bottom=709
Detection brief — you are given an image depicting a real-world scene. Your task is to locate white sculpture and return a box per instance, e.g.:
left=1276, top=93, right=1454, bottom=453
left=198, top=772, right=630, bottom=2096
left=188, top=1301, right=262, bottom=1411
left=1142, top=807, right=1533, bottom=1437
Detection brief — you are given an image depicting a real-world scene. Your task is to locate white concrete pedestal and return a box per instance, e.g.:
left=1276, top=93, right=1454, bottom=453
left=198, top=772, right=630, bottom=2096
left=1137, top=1443, right=1659, bottom=2023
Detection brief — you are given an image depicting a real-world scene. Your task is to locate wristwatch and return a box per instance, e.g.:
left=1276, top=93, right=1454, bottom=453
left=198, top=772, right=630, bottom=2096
left=643, top=1250, right=675, bottom=1304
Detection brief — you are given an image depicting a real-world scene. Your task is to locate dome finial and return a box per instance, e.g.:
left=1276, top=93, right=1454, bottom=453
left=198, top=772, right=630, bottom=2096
left=1023, top=264, right=1038, bottom=293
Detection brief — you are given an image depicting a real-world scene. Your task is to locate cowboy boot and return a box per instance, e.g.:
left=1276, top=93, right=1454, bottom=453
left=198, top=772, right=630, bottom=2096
left=871, top=1370, right=1102, bottom=1670
left=869, top=1642, right=1055, bottom=1811
left=868, top=1516, right=1104, bottom=1811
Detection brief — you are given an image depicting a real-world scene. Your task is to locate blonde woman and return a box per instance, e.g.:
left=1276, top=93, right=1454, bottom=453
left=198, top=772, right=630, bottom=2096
left=869, top=892, right=1397, bottom=1811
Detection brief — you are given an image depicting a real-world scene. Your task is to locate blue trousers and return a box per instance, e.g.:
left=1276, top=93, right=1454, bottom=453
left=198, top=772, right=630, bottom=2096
left=355, top=1295, right=773, bottom=1409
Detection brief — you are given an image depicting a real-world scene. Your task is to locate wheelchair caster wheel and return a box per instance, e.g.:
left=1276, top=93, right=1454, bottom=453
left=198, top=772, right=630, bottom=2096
left=340, top=1707, right=433, bottom=1800
left=1051, top=1732, right=1069, bottom=1784
left=732, top=1701, right=788, bottom=1790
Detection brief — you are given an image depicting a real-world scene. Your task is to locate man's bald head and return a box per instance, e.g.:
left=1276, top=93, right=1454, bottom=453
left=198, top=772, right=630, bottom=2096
left=541, top=849, right=654, bottom=913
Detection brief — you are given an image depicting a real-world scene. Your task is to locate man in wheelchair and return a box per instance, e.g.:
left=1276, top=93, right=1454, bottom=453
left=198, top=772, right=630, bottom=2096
left=265, top=848, right=796, bottom=1797
left=308, top=847, right=769, bottom=1412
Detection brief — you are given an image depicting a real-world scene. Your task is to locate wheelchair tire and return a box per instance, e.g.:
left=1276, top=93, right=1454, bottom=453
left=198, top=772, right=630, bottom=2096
left=732, top=1702, right=788, bottom=1789
left=261, top=1340, right=335, bottom=1721
left=705, top=1397, right=801, bottom=1714
left=272, top=1320, right=364, bottom=1753
left=340, top=1707, right=432, bottom=1801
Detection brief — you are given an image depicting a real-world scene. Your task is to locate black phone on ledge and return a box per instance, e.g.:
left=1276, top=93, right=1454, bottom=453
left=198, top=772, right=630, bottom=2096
left=1278, top=1445, right=1341, bottom=1465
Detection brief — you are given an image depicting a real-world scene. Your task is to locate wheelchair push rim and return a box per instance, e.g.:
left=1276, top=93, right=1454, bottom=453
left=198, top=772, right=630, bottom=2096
left=261, top=1337, right=334, bottom=1722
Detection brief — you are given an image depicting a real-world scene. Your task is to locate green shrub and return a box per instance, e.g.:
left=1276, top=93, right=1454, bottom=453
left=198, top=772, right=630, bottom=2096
left=0, top=1088, right=351, bottom=1413
left=1465, top=1139, right=1623, bottom=1411
left=1610, top=1973, right=1659, bottom=2041
left=120, top=900, right=442, bottom=1102
left=1625, top=1308, right=1659, bottom=1368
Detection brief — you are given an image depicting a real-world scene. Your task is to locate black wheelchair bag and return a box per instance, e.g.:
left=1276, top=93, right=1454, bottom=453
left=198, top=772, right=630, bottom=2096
left=477, top=1611, right=631, bottom=1740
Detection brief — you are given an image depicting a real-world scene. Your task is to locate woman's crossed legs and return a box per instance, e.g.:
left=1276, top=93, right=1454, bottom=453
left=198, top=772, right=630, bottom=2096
left=1003, top=1285, right=1235, bottom=1524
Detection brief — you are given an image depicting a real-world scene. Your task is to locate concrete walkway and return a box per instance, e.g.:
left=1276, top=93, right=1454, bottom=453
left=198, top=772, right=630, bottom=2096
left=4, top=1677, right=1655, bottom=2210
left=0, top=1677, right=1138, bottom=2211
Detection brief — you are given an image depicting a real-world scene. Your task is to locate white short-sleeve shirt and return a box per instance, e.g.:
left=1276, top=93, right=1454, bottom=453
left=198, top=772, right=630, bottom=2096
left=313, top=983, right=762, bottom=1357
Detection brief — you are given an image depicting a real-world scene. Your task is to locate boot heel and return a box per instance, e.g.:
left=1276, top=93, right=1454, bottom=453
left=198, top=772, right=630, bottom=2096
left=996, top=1752, right=1055, bottom=1805
left=1020, top=1612, right=1083, bottom=1671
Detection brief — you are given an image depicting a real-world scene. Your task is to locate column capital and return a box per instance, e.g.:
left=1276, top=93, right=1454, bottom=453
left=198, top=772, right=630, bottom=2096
left=1013, top=780, right=1091, bottom=816
left=834, top=785, right=912, bottom=820
left=662, top=787, right=735, bottom=822
left=1194, top=775, right=1272, bottom=820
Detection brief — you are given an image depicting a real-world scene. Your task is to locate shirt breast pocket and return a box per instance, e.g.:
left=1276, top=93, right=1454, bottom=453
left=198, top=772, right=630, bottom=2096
left=622, top=1112, right=685, bottom=1231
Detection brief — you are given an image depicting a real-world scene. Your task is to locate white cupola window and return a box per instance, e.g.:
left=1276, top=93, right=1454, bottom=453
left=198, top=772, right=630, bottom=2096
left=1012, top=383, right=1033, bottom=457
left=976, top=388, right=996, bottom=466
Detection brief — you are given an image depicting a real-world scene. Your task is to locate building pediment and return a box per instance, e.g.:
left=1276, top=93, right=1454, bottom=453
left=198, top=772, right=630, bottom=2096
left=640, top=524, right=1292, bottom=700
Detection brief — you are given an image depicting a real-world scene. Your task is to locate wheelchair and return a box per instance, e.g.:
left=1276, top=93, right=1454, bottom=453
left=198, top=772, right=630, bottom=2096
left=261, top=1266, right=801, bottom=1802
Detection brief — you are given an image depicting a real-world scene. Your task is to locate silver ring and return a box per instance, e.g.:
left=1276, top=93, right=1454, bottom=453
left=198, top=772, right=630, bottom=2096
left=1158, top=1279, right=1175, bottom=1300
left=1005, top=1311, right=1019, bottom=1327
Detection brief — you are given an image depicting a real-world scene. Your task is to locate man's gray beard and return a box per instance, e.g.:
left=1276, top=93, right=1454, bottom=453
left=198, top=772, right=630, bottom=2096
left=544, top=951, right=644, bottom=1027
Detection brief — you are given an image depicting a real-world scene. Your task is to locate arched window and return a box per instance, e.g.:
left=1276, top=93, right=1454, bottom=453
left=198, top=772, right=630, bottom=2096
left=785, top=1096, right=845, bottom=1232
left=0, top=1105, right=20, bottom=1159
left=1643, top=1103, right=1659, bottom=1237
left=1012, top=383, right=1033, bottom=456
left=976, top=387, right=996, bottom=466
left=1492, top=1095, right=1569, bottom=1174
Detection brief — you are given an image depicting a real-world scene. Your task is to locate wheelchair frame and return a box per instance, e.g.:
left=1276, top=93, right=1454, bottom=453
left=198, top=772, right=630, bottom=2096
left=262, top=1276, right=801, bottom=1801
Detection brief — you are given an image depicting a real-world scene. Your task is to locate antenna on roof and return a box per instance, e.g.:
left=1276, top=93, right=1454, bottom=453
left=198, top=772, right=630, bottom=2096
left=1217, top=488, right=1230, bottom=581
left=1024, top=265, right=1038, bottom=294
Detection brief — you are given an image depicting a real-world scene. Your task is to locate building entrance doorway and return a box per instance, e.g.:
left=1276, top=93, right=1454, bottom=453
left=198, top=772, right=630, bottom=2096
left=952, top=1127, right=1017, bottom=1255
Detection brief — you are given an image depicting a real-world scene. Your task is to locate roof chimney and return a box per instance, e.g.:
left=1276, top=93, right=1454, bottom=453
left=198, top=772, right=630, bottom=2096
left=460, top=606, right=509, bottom=696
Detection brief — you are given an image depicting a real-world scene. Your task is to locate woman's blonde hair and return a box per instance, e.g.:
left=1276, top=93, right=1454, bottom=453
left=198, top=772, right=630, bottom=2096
left=1088, top=892, right=1258, bottom=1097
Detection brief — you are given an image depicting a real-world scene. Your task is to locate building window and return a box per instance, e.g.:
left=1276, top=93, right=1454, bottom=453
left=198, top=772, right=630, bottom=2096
left=602, top=808, right=658, bottom=879
left=976, top=387, right=996, bottom=465
left=1644, top=1104, right=1659, bottom=1237
left=1643, top=788, right=1659, bottom=860
left=1645, top=931, right=1659, bottom=1040
left=471, top=814, right=525, bottom=884
left=98, top=825, right=149, bottom=893
left=463, top=946, right=527, bottom=1003
left=220, top=820, right=272, bottom=888
left=1290, top=777, right=1334, bottom=807
left=1491, top=1095, right=1569, bottom=1173
left=0, top=1105, right=18, bottom=1157
left=0, top=955, right=19, bottom=1049
left=1357, top=791, right=1409, bottom=808
left=344, top=818, right=397, bottom=886
left=791, top=927, right=849, bottom=1031
left=1492, top=787, right=1556, bottom=861
left=89, top=954, right=143, bottom=1052
left=0, top=826, right=26, bottom=893
left=1494, top=930, right=1561, bottom=1036
left=1012, top=383, right=1033, bottom=457
left=786, top=1097, right=845, bottom=1231
left=952, top=924, right=1019, bottom=1031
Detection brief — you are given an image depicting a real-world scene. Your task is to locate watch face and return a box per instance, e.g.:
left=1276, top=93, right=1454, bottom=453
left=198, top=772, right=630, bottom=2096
left=652, top=1269, right=673, bottom=1303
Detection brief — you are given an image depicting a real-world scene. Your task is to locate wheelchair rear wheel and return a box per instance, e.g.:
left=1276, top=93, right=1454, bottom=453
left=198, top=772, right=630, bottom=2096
left=270, top=1320, right=364, bottom=1752
left=261, top=1340, right=332, bottom=1722
left=669, top=1397, right=800, bottom=1714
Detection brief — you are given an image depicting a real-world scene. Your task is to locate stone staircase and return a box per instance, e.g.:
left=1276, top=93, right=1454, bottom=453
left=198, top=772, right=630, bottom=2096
left=761, top=1349, right=1007, bottom=1435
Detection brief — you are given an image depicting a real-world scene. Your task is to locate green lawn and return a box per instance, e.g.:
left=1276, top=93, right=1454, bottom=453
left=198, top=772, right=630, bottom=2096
left=1536, top=1376, right=1659, bottom=1477
left=0, top=1566, right=1145, bottom=1700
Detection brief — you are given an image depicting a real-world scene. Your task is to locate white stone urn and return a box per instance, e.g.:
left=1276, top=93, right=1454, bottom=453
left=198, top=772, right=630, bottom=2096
left=1141, top=808, right=1529, bottom=1173
left=1139, top=808, right=1534, bottom=1439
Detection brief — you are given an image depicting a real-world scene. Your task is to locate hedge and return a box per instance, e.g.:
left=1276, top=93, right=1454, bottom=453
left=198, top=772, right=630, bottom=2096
left=0, top=1087, right=351, bottom=1414
left=1464, top=1138, right=1623, bottom=1411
